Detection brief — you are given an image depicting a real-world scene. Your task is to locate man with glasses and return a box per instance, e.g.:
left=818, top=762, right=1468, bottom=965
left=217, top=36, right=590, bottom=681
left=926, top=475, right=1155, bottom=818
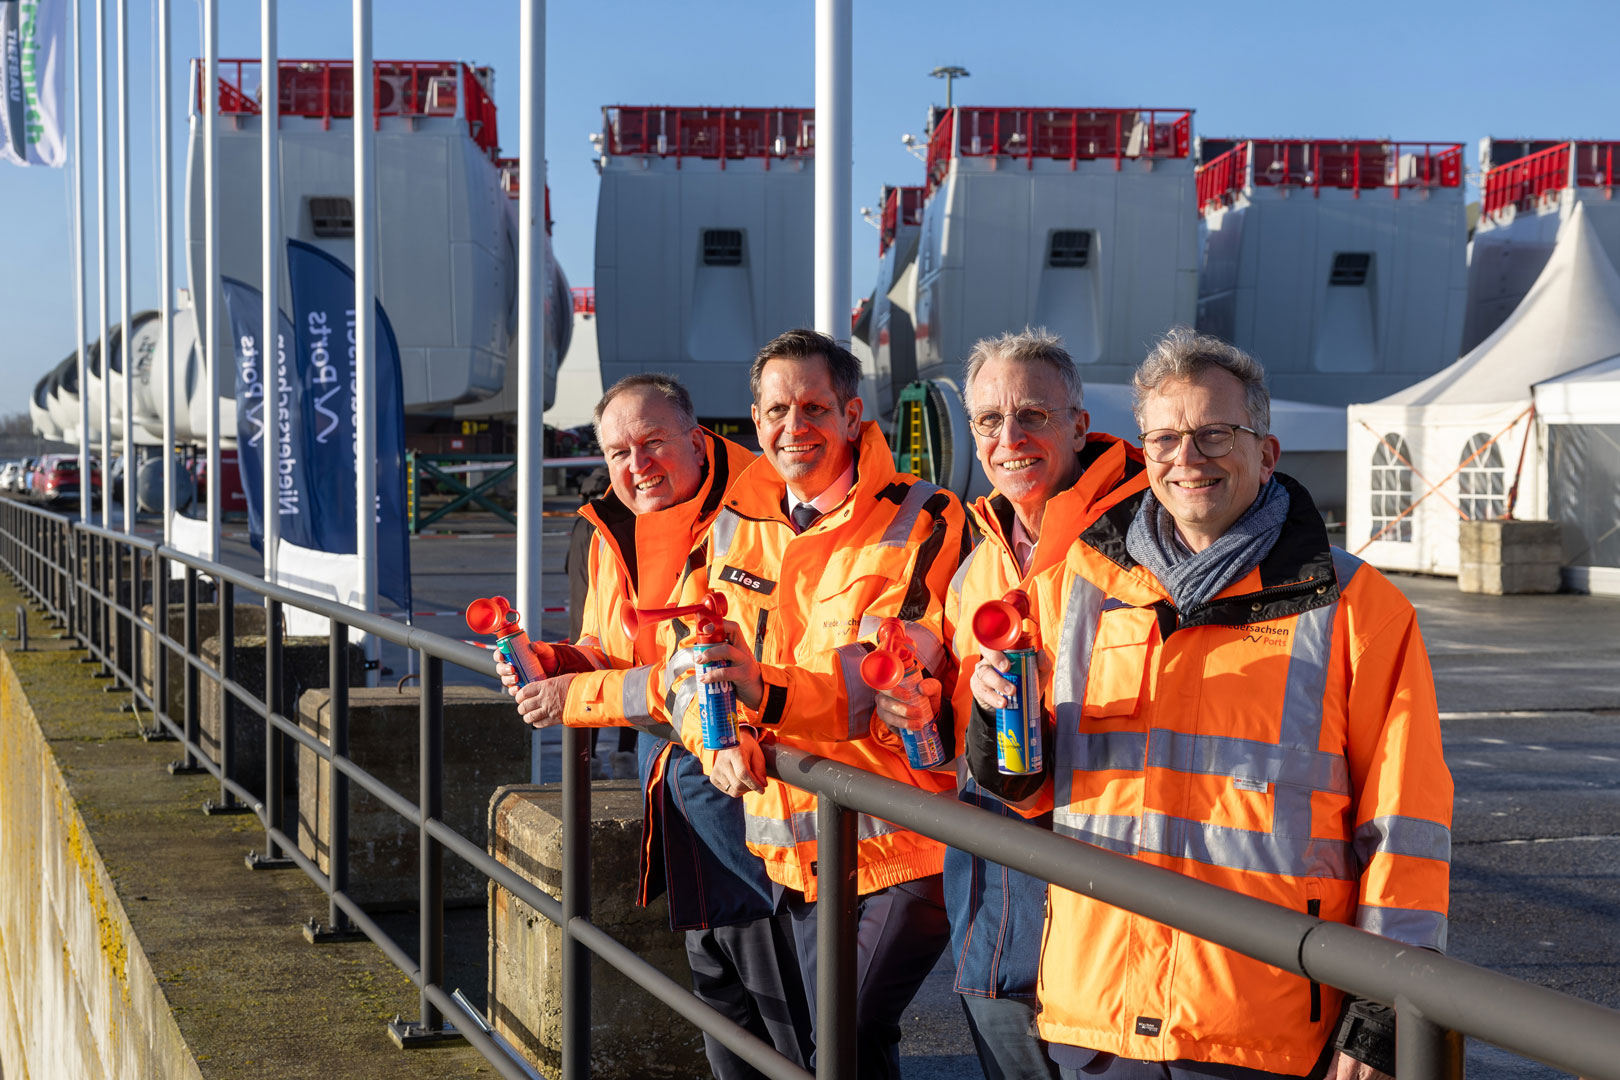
left=499, top=374, right=813, bottom=1080
left=967, top=328, right=1452, bottom=1080
left=873, top=328, right=1147, bottom=1080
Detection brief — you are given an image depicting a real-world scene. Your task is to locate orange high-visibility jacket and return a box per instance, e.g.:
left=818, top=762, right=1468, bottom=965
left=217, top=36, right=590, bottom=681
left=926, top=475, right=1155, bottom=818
left=972, top=474, right=1452, bottom=1075
left=942, top=435, right=1146, bottom=1000
left=665, top=422, right=968, bottom=902
left=564, top=429, right=756, bottom=723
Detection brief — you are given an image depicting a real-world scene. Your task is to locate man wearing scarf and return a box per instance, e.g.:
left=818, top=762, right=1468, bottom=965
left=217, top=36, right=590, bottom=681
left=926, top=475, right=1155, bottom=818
left=968, top=329, right=1453, bottom=1080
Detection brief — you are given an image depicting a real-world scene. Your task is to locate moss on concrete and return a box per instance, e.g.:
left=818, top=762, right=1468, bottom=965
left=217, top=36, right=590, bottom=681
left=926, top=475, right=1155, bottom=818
left=0, top=573, right=490, bottom=1079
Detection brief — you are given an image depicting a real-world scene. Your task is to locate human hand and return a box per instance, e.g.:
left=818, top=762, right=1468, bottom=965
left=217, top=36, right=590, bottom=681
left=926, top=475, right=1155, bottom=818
left=1326, top=1051, right=1390, bottom=1080
left=693, top=620, right=765, bottom=709
left=969, top=648, right=1051, bottom=713
left=874, top=676, right=942, bottom=735
left=709, top=730, right=766, bottom=796
left=511, top=673, right=577, bottom=729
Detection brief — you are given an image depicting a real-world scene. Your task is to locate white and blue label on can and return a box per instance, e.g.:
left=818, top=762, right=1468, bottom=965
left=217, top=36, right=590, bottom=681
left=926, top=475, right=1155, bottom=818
left=693, top=642, right=739, bottom=750
left=499, top=631, right=545, bottom=688
left=901, top=718, right=947, bottom=770
left=996, top=648, right=1043, bottom=775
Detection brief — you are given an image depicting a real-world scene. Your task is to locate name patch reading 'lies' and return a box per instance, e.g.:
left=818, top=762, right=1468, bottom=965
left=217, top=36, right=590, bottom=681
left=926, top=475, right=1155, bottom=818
left=719, top=565, right=777, bottom=595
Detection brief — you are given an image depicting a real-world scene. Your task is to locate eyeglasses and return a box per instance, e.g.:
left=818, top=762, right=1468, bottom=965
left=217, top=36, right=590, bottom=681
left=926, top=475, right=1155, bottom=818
left=970, top=405, right=1074, bottom=438
left=1138, top=423, right=1260, bottom=463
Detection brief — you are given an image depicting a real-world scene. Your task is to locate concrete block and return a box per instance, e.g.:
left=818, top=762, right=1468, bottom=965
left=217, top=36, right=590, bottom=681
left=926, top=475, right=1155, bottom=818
left=1460, top=562, right=1562, bottom=596
left=200, top=635, right=366, bottom=799
left=139, top=601, right=267, bottom=715
left=298, top=686, right=529, bottom=907
left=488, top=783, right=705, bottom=1079
left=1458, top=520, right=1565, bottom=595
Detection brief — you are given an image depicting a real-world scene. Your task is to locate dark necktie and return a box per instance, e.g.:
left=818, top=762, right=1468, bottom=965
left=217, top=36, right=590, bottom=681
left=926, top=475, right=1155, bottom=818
left=790, top=502, right=821, bottom=534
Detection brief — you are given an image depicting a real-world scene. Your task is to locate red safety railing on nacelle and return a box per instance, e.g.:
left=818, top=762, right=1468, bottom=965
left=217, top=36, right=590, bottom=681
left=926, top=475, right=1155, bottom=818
left=924, top=107, right=1192, bottom=200
left=1196, top=139, right=1463, bottom=214
left=1481, top=140, right=1620, bottom=224
left=200, top=59, right=501, bottom=156
left=602, top=106, right=814, bottom=168
left=572, top=287, right=595, bottom=315
left=879, top=185, right=925, bottom=255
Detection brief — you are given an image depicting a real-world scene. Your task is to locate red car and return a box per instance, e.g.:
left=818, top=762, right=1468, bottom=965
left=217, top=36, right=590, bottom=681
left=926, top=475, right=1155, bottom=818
left=30, top=454, right=101, bottom=506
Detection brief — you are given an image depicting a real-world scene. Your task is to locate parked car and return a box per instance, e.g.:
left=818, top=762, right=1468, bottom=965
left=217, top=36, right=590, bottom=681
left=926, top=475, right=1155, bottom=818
left=30, top=454, right=101, bottom=506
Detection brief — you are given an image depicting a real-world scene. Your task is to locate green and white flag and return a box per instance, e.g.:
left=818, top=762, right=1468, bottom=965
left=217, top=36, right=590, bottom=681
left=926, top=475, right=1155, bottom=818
left=1, top=0, right=65, bottom=167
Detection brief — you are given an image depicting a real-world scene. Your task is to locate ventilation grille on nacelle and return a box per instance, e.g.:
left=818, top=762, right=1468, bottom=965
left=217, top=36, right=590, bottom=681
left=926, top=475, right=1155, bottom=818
left=702, top=229, right=744, bottom=266
left=310, top=196, right=355, bottom=238
left=1048, top=230, right=1092, bottom=268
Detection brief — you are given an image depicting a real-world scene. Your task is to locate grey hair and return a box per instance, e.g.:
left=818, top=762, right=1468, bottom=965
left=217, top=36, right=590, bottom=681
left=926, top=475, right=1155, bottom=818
left=961, top=328, right=1084, bottom=412
left=592, top=373, right=698, bottom=442
left=1132, top=327, right=1271, bottom=438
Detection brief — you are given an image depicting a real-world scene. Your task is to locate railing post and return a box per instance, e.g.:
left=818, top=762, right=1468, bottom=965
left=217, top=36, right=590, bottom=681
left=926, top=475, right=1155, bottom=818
left=561, top=722, right=592, bottom=1078
left=169, top=566, right=204, bottom=774
left=150, top=550, right=171, bottom=740
left=305, top=619, right=362, bottom=942
left=204, top=580, right=245, bottom=812
left=1396, top=996, right=1464, bottom=1080
left=388, top=650, right=457, bottom=1045
left=815, top=794, right=858, bottom=1080
left=247, top=597, right=293, bottom=867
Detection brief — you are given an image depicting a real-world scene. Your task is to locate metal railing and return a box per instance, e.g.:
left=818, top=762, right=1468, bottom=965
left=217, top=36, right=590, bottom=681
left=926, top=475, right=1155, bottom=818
left=1197, top=139, right=1465, bottom=215
left=2, top=495, right=1619, bottom=1080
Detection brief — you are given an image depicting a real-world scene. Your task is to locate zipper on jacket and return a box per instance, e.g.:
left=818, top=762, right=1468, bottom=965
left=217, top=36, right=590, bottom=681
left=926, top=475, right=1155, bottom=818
left=1307, top=898, right=1322, bottom=1022
left=1177, top=577, right=1330, bottom=632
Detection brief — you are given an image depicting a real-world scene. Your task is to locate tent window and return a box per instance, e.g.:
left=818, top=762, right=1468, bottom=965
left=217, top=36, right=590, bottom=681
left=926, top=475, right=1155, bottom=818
left=1369, top=434, right=1414, bottom=542
left=1458, top=433, right=1506, bottom=520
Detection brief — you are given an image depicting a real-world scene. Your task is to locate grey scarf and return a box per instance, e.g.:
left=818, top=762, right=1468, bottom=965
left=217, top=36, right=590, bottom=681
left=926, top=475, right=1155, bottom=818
left=1125, top=479, right=1291, bottom=614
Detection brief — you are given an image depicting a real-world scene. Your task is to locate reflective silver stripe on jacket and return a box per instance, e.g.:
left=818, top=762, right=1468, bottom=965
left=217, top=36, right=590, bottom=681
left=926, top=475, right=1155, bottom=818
left=1356, top=903, right=1448, bottom=952
left=877, top=480, right=942, bottom=548
left=857, top=614, right=945, bottom=677
left=744, top=807, right=906, bottom=849
left=1051, top=574, right=1107, bottom=820
left=620, top=664, right=655, bottom=725
left=1352, top=814, right=1452, bottom=866
left=1051, top=563, right=1361, bottom=880
left=711, top=507, right=743, bottom=561
left=834, top=642, right=878, bottom=739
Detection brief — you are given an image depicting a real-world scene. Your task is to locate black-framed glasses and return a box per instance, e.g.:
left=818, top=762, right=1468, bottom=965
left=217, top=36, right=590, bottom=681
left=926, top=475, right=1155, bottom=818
left=970, top=405, right=1074, bottom=438
left=1138, top=423, right=1260, bottom=463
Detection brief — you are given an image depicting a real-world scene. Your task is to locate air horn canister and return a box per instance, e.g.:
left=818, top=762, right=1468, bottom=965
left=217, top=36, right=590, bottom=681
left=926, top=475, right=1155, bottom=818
left=622, top=591, right=738, bottom=750
left=971, top=590, right=1043, bottom=775
left=858, top=617, right=947, bottom=769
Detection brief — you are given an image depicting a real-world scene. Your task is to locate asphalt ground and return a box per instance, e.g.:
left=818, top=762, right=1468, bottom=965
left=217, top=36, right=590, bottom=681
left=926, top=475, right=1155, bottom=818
left=55, top=506, right=1620, bottom=1077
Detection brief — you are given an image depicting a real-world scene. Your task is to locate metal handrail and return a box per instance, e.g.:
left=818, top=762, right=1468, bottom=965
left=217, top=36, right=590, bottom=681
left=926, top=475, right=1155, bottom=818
left=1, top=496, right=1618, bottom=1079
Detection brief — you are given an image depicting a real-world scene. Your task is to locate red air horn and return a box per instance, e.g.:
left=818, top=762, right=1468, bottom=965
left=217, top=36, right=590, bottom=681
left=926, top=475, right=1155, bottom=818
left=858, top=617, right=921, bottom=691
left=972, top=589, right=1033, bottom=652
left=620, top=590, right=729, bottom=644
left=466, top=595, right=593, bottom=684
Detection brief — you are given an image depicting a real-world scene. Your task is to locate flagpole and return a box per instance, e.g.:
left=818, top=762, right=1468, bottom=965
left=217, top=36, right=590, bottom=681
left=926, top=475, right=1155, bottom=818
left=261, top=0, right=279, bottom=583
left=203, top=0, right=219, bottom=562
left=117, top=0, right=133, bottom=530
left=74, top=0, right=90, bottom=523
left=158, top=0, right=173, bottom=542
left=96, top=0, right=109, bottom=529
left=353, top=0, right=377, bottom=678
left=516, top=0, right=546, bottom=783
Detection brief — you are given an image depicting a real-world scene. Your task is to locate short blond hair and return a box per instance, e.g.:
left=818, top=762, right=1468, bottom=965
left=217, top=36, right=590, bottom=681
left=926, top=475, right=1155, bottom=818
left=1132, top=328, right=1271, bottom=438
left=962, top=328, right=1084, bottom=412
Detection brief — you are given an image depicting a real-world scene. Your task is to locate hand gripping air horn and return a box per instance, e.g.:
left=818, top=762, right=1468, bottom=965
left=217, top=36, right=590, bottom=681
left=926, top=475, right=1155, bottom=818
left=970, top=590, right=1044, bottom=775
left=858, top=617, right=946, bottom=769
left=621, top=591, right=739, bottom=750
left=465, top=596, right=594, bottom=688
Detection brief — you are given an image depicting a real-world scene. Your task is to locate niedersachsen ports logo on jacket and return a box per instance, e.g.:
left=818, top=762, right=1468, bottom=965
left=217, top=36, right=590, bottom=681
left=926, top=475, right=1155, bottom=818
left=667, top=421, right=968, bottom=902
left=563, top=429, right=776, bottom=930
left=943, top=433, right=1146, bottom=1001
left=987, top=474, right=1452, bottom=1074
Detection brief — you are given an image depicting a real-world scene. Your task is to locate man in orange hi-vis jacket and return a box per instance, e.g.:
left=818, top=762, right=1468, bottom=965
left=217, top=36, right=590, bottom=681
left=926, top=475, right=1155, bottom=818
left=500, top=374, right=813, bottom=1080
left=966, top=329, right=1452, bottom=1080
left=658, top=328, right=968, bottom=1080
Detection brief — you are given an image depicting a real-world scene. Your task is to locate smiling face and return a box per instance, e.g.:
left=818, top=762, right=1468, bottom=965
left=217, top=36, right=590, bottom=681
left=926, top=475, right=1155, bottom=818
left=967, top=355, right=1089, bottom=535
left=751, top=355, right=863, bottom=502
left=1137, top=368, right=1281, bottom=552
left=597, top=388, right=707, bottom=515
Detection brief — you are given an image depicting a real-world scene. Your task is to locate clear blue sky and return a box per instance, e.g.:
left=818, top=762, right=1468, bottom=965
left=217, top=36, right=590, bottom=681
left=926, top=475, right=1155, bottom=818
left=4, top=0, right=1619, bottom=405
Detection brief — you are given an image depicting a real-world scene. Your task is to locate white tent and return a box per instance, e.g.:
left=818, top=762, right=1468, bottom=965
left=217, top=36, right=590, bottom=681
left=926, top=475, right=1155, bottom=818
left=1535, top=354, right=1620, bottom=595
left=1346, top=202, right=1620, bottom=575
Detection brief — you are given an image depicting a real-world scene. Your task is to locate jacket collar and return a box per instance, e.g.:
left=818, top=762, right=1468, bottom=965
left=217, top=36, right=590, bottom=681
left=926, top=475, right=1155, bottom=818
left=725, top=421, right=897, bottom=526
left=968, top=433, right=1147, bottom=585
left=1076, top=472, right=1340, bottom=628
left=579, top=428, right=754, bottom=596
